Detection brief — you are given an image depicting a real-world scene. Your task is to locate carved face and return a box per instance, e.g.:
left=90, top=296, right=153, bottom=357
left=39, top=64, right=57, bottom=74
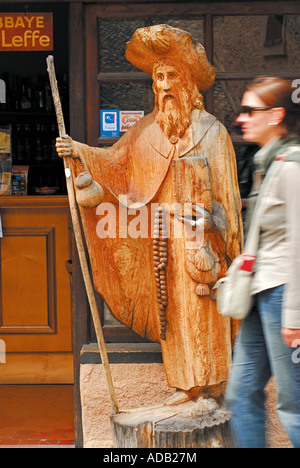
left=153, top=60, right=192, bottom=112
left=153, top=63, right=184, bottom=110
left=152, top=59, right=195, bottom=138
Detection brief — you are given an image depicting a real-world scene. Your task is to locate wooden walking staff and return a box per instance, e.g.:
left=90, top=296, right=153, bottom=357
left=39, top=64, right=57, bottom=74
left=46, top=55, right=119, bottom=415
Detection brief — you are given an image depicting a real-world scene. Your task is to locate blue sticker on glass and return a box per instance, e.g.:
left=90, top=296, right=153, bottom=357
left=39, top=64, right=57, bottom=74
left=100, top=110, right=119, bottom=137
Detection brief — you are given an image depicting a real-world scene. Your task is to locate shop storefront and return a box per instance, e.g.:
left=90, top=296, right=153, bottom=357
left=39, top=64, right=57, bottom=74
left=0, top=0, right=299, bottom=448
left=0, top=3, right=72, bottom=383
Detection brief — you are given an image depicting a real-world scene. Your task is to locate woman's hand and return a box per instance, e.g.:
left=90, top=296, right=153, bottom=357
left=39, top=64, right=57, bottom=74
left=281, top=328, right=300, bottom=347
left=56, top=134, right=79, bottom=159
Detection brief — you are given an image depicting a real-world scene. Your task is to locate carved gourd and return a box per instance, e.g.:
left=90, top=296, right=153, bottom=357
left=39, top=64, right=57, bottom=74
left=74, top=172, right=104, bottom=208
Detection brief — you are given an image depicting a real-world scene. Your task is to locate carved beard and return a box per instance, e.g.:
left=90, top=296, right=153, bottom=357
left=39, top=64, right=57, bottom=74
left=155, top=88, right=193, bottom=140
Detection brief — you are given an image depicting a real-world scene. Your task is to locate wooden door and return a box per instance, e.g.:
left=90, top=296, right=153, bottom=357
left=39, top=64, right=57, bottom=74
left=0, top=196, right=73, bottom=384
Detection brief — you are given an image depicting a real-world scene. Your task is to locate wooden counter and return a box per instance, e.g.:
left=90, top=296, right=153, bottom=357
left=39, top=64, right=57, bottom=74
left=0, top=195, right=69, bottom=209
left=0, top=196, right=73, bottom=383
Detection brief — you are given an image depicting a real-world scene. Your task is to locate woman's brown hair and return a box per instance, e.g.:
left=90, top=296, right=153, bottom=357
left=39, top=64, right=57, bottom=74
left=247, top=76, right=300, bottom=139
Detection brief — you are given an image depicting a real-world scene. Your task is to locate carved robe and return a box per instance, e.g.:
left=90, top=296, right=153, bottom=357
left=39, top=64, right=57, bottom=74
left=72, top=108, right=243, bottom=390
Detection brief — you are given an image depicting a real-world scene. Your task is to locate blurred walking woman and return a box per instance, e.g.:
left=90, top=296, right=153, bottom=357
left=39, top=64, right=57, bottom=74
left=225, top=76, right=300, bottom=448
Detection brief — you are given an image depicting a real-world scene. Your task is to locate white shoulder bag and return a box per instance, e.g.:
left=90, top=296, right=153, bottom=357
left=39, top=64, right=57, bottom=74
left=215, top=157, right=284, bottom=320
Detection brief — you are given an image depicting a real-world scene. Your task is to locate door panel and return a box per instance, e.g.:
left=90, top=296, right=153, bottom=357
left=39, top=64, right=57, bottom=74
left=0, top=197, right=73, bottom=383
left=1, top=230, right=53, bottom=333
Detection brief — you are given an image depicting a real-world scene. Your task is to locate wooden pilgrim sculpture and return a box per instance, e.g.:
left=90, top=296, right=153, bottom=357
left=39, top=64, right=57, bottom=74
left=56, top=25, right=243, bottom=405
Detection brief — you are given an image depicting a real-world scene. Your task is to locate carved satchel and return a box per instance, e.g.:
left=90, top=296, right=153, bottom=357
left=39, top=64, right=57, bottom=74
left=215, top=155, right=285, bottom=320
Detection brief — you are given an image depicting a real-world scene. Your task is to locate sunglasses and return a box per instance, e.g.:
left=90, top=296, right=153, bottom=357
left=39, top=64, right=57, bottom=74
left=238, top=106, right=275, bottom=116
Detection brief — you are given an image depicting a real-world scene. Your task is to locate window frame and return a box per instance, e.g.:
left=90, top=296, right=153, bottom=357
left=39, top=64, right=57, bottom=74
left=83, top=1, right=300, bottom=342
left=86, top=2, right=300, bottom=146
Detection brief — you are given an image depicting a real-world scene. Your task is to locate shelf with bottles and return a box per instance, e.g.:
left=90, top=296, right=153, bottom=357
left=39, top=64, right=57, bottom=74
left=0, top=110, right=57, bottom=118
left=0, top=120, right=67, bottom=196
left=0, top=72, right=69, bottom=116
left=10, top=121, right=60, bottom=165
left=0, top=72, right=68, bottom=196
left=0, top=71, right=69, bottom=166
left=12, top=122, right=67, bottom=196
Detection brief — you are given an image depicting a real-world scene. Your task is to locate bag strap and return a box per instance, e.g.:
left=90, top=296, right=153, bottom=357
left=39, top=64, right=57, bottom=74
left=276, top=147, right=300, bottom=163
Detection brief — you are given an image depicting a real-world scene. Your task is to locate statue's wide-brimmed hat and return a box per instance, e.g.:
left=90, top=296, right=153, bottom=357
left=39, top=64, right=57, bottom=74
left=125, top=24, right=216, bottom=91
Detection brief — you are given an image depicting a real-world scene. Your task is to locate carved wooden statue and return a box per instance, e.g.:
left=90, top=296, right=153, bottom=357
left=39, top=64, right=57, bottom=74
left=56, top=25, right=243, bottom=407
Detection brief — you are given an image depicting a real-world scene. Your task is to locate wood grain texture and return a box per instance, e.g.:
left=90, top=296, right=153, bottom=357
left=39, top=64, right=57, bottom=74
left=111, top=398, right=233, bottom=448
left=70, top=24, right=243, bottom=392
left=72, top=109, right=243, bottom=390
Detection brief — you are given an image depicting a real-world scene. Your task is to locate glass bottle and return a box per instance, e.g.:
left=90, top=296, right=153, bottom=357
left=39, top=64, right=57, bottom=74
left=0, top=74, right=6, bottom=110
left=15, top=124, right=24, bottom=162
left=35, top=124, right=43, bottom=161
left=24, top=124, right=31, bottom=162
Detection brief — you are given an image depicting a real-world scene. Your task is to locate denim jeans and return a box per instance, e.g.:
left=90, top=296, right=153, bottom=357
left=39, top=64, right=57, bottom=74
left=225, top=285, right=300, bottom=448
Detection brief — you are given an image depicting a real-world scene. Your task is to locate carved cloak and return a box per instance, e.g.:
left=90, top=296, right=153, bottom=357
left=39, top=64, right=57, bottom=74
left=72, top=108, right=243, bottom=390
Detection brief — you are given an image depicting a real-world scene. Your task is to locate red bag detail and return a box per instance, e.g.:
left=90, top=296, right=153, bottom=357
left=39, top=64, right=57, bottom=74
left=240, top=255, right=256, bottom=272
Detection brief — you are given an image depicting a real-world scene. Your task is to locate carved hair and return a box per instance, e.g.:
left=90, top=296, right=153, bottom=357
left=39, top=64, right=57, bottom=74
left=247, top=76, right=300, bottom=139
left=125, top=25, right=216, bottom=91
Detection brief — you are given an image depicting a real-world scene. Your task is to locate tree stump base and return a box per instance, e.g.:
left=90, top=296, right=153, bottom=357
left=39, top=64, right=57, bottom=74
left=110, top=397, right=233, bottom=448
